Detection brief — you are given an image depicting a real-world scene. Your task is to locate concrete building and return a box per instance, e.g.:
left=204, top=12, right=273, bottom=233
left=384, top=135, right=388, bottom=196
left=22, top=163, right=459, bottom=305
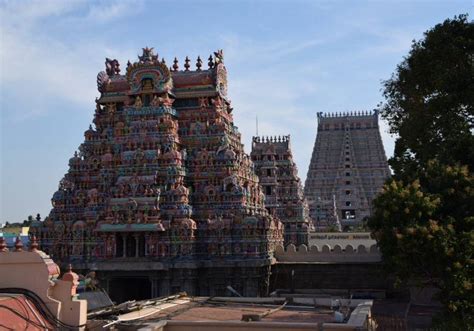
left=304, top=111, right=390, bottom=230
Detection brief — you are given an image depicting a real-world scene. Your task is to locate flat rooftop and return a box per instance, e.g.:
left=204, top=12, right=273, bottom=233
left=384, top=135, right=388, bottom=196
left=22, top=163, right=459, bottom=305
left=88, top=295, right=374, bottom=330
left=141, top=298, right=335, bottom=323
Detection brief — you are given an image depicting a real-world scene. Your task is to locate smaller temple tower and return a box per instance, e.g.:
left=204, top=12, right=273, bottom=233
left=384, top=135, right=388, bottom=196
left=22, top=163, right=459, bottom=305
left=251, top=135, right=310, bottom=246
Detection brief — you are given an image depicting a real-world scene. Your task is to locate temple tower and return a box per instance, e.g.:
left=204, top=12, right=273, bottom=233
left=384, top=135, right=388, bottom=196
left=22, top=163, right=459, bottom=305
left=304, top=111, right=390, bottom=231
left=251, top=135, right=310, bottom=246
left=32, top=48, right=283, bottom=298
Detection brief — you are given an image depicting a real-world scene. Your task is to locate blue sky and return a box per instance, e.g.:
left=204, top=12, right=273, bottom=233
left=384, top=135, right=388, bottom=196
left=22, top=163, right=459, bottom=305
left=0, top=0, right=471, bottom=223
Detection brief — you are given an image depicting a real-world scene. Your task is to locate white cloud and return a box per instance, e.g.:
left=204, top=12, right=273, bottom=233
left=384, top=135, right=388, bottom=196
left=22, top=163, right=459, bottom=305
left=85, top=1, right=141, bottom=22
left=0, top=0, right=81, bottom=26
left=0, top=0, right=142, bottom=120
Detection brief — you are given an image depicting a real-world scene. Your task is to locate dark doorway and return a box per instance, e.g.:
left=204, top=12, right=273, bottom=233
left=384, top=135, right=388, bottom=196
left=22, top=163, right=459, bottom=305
left=108, top=278, right=151, bottom=303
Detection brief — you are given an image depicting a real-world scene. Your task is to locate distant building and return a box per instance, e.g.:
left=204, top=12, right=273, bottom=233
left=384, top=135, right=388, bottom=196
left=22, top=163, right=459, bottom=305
left=251, top=135, right=311, bottom=246
left=0, top=226, right=30, bottom=249
left=304, top=111, right=390, bottom=230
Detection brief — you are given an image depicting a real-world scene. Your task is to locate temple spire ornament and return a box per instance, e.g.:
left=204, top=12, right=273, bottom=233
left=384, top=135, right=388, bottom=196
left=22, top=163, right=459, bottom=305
left=14, top=237, right=24, bottom=252
left=29, top=235, right=39, bottom=252
left=208, top=55, right=214, bottom=69
left=0, top=236, right=8, bottom=252
left=139, top=47, right=158, bottom=63
left=184, top=56, right=190, bottom=71
left=196, top=56, right=202, bottom=71
left=105, top=58, right=121, bottom=76
left=214, top=49, right=224, bottom=64
left=173, top=57, right=179, bottom=71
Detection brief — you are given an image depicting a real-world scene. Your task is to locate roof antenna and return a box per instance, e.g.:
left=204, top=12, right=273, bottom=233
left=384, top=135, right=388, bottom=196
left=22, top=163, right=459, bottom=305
left=256, top=115, right=259, bottom=136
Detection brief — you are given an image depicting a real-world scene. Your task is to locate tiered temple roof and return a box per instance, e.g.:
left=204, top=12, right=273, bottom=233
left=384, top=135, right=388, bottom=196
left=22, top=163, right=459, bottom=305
left=32, top=48, right=283, bottom=296
left=251, top=135, right=311, bottom=246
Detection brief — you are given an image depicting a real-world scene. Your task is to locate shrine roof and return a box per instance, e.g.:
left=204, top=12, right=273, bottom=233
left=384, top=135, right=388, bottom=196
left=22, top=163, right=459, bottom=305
left=171, top=70, right=215, bottom=88
left=97, top=48, right=225, bottom=98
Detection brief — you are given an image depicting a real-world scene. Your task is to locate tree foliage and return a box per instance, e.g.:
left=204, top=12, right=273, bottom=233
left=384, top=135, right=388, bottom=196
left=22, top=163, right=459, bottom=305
left=381, top=14, right=474, bottom=178
left=370, top=14, right=474, bottom=328
left=369, top=161, right=474, bottom=326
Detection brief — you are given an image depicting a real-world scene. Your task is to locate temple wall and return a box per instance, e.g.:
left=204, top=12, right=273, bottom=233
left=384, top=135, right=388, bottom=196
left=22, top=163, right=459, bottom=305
left=274, top=244, right=381, bottom=263
left=96, top=264, right=273, bottom=303
left=270, top=262, right=387, bottom=291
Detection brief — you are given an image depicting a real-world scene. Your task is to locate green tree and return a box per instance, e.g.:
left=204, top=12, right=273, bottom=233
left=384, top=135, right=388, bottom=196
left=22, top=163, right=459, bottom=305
left=370, top=14, right=474, bottom=329
left=369, top=161, right=473, bottom=327
left=380, top=14, right=473, bottom=179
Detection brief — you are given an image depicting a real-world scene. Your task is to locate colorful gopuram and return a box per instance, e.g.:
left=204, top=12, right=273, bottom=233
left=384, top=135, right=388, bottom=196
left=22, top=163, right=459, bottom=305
left=31, top=48, right=283, bottom=299
left=250, top=135, right=311, bottom=246
left=304, top=112, right=390, bottom=231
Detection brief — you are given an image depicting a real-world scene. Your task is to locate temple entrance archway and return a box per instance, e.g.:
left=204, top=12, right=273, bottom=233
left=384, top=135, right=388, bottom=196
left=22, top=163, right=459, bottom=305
left=108, top=277, right=151, bottom=303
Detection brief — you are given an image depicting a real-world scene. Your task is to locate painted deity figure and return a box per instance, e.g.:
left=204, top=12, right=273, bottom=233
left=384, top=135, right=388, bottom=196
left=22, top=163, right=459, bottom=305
left=134, top=96, right=143, bottom=108
left=151, top=95, right=161, bottom=107
left=107, top=103, right=116, bottom=114
left=159, top=94, right=173, bottom=108
left=105, top=235, right=115, bottom=257
left=199, top=97, right=209, bottom=108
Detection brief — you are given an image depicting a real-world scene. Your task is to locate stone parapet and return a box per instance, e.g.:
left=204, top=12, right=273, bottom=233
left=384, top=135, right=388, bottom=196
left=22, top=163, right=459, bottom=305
left=0, top=237, right=87, bottom=329
left=274, top=243, right=381, bottom=263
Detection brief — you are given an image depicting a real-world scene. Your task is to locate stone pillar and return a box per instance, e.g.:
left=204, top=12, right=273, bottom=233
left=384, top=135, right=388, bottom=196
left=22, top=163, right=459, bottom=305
left=134, top=234, right=139, bottom=258
left=113, top=235, right=117, bottom=257
left=150, top=277, right=160, bottom=298
left=144, top=235, right=149, bottom=257
left=182, top=270, right=196, bottom=295
left=159, top=277, right=171, bottom=296
left=122, top=235, right=127, bottom=258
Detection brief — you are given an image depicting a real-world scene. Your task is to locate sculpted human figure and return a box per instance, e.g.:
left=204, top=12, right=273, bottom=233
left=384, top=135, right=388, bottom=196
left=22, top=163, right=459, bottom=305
left=151, top=95, right=161, bottom=107
left=134, top=96, right=143, bottom=108
left=199, top=97, right=209, bottom=108
left=159, top=94, right=174, bottom=107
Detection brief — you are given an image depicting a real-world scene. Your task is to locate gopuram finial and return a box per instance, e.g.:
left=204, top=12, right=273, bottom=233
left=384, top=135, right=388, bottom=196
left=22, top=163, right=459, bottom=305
left=184, top=56, right=190, bottom=71
left=214, top=49, right=224, bottom=64
left=105, top=58, right=120, bottom=76
left=139, top=47, right=158, bottom=63
left=208, top=55, right=214, bottom=69
left=29, top=235, right=39, bottom=252
left=0, top=235, right=8, bottom=252
left=196, top=56, right=202, bottom=71
left=173, top=57, right=179, bottom=71
left=14, top=237, right=24, bottom=252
